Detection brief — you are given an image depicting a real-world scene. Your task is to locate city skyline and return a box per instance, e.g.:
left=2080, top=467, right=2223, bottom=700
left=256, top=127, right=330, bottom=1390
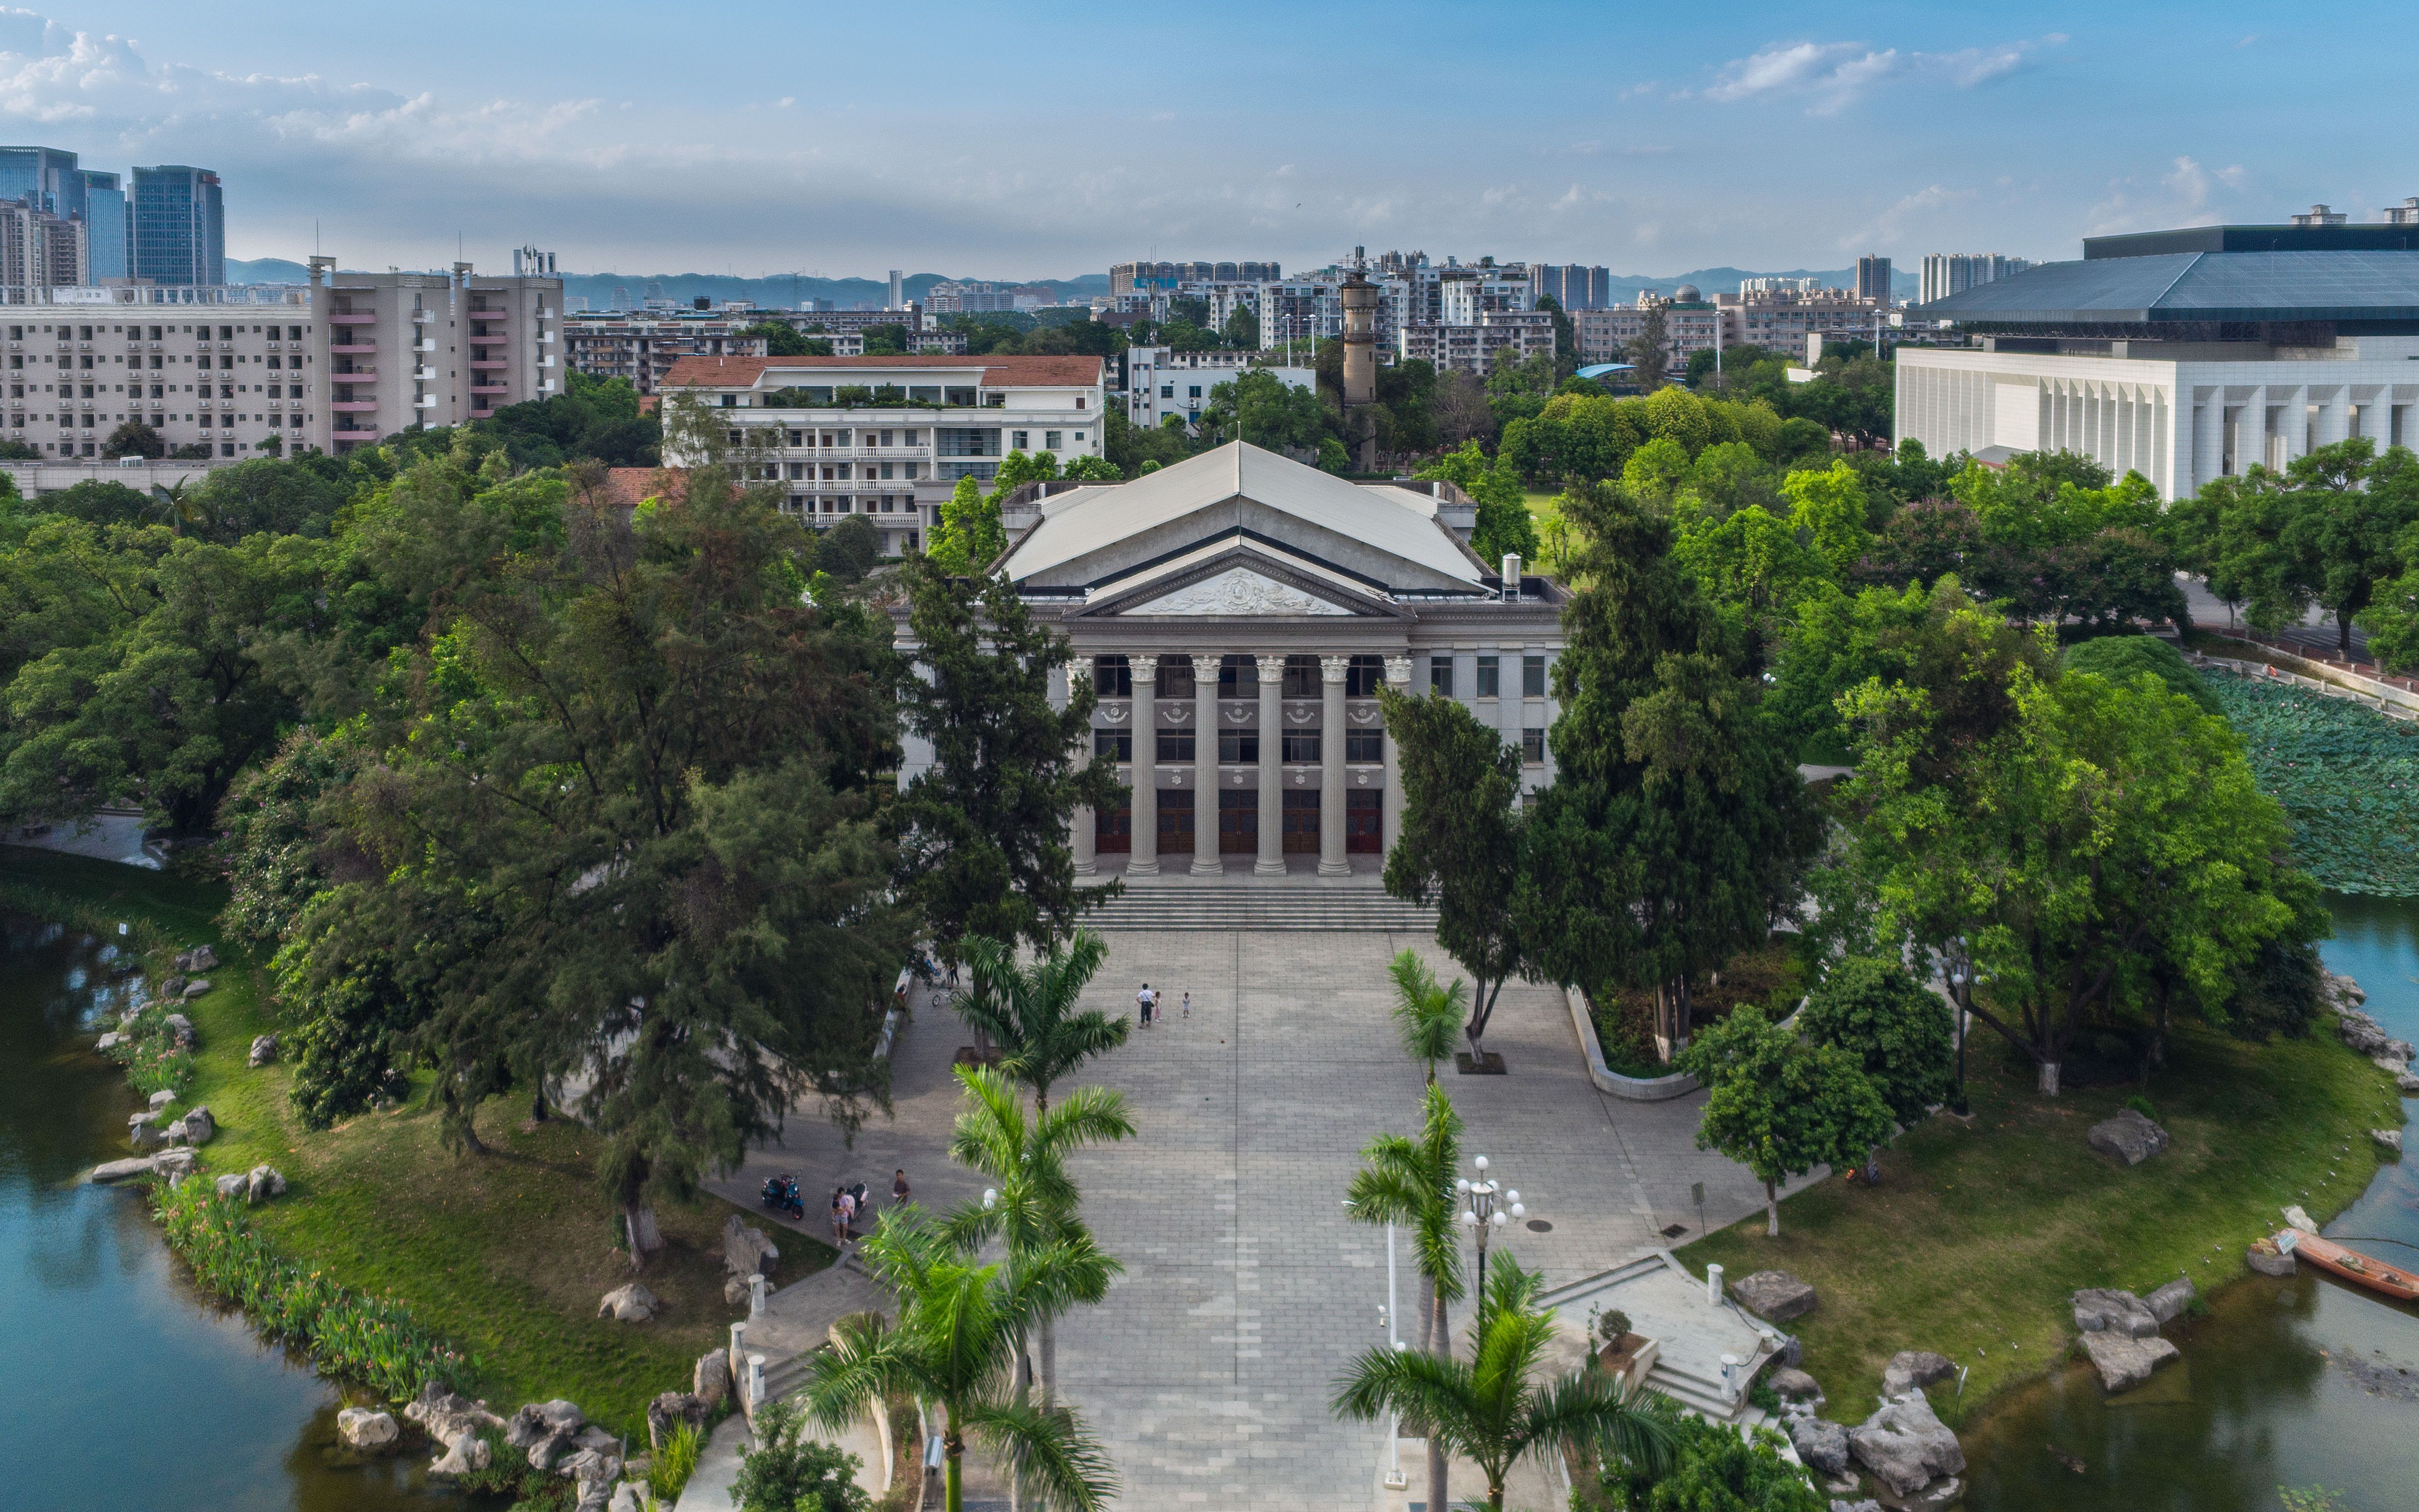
left=0, top=1, right=2413, bottom=279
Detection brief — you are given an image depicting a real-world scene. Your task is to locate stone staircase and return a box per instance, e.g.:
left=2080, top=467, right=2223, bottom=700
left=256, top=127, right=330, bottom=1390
left=1540, top=1254, right=1778, bottom=1428
left=1084, top=882, right=1439, bottom=933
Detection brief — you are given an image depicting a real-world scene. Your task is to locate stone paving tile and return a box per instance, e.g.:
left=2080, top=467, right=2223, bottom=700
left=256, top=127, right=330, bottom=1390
left=709, top=930, right=1805, bottom=1512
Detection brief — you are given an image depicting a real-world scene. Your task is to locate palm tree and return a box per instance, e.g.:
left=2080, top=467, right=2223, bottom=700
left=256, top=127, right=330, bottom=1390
left=1343, top=1083, right=1466, bottom=1512
left=1332, top=1253, right=1673, bottom=1512
left=806, top=1204, right=1119, bottom=1512
left=956, top=930, right=1126, bottom=1111
left=943, top=1064, right=1132, bottom=1403
left=1387, top=948, right=1468, bottom=1085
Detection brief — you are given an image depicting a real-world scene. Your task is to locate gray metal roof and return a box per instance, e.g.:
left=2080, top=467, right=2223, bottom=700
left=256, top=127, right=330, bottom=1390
left=1916, top=249, right=2419, bottom=325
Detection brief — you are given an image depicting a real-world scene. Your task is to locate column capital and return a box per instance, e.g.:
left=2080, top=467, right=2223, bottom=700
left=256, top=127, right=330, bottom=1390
left=1188, top=652, right=1221, bottom=680
left=1383, top=654, right=1414, bottom=687
left=1128, top=651, right=1162, bottom=672
left=1320, top=653, right=1352, bottom=683
left=1251, top=649, right=1291, bottom=670
left=1065, top=653, right=1094, bottom=701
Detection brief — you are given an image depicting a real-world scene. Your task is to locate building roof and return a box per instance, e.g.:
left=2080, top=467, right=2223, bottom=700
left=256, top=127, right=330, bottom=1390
left=657, top=353, right=1104, bottom=389
left=601, top=466, right=685, bottom=509
left=1001, top=441, right=1483, bottom=588
left=1917, top=249, right=2419, bottom=325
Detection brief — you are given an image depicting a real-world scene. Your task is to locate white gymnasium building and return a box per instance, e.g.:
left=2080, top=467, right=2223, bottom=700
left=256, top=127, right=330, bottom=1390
left=1895, top=218, right=2419, bottom=499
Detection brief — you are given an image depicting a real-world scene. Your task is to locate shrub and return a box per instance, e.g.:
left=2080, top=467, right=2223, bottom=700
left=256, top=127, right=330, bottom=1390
left=150, top=1178, right=477, bottom=1401
left=2125, top=1094, right=2158, bottom=1121
left=733, top=1399, right=870, bottom=1512
left=1595, top=1308, right=1632, bottom=1347
left=1595, top=1409, right=1823, bottom=1511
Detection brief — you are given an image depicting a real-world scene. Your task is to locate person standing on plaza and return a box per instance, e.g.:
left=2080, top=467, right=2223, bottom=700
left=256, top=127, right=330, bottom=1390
left=1181, top=989, right=1191, bottom=1020
left=1137, top=981, right=1154, bottom=1027
left=892, top=1168, right=911, bottom=1208
left=829, top=1186, right=847, bottom=1246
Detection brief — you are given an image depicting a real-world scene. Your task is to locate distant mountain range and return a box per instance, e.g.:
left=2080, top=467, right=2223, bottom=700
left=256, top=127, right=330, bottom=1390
left=224, top=259, right=1920, bottom=306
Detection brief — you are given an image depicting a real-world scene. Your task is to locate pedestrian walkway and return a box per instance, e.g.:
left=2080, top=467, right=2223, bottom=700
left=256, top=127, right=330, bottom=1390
left=707, top=931, right=1799, bottom=1512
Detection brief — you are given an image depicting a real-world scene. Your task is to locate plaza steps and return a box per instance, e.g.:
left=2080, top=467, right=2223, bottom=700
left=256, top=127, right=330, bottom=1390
left=1084, top=882, right=1439, bottom=933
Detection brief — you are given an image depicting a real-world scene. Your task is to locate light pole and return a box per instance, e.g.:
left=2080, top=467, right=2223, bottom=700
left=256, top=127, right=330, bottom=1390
left=1941, top=940, right=1977, bottom=1117
left=1456, top=1154, right=1525, bottom=1286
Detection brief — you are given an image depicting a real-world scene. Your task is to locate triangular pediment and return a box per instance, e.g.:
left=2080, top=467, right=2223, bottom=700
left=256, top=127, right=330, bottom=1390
left=1124, top=565, right=1355, bottom=616
left=1074, top=547, right=1406, bottom=620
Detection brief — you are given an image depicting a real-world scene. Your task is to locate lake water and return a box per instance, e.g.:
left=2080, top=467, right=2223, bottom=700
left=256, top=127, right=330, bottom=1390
left=0, top=915, right=468, bottom=1512
left=1960, top=893, right=2419, bottom=1512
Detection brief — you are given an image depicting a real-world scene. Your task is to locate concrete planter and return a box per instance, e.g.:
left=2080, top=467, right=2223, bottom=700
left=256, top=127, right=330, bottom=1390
left=1566, top=985, right=1699, bottom=1101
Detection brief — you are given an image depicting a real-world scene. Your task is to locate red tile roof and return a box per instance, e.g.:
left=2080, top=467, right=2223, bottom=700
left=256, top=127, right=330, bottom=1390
left=602, top=466, right=687, bottom=510
left=657, top=353, right=1104, bottom=390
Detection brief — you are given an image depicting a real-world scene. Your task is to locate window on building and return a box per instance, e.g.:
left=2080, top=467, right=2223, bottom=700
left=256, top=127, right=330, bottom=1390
left=1012, top=429, right=1030, bottom=449
left=1095, top=730, right=1133, bottom=761
left=1218, top=729, right=1260, bottom=763
left=1188, top=385, right=1202, bottom=399
left=1156, top=727, right=1195, bottom=762
left=1160, top=384, right=1174, bottom=398
left=1093, top=655, right=1132, bottom=699
left=1345, top=730, right=1382, bottom=762
left=1044, top=430, right=1062, bottom=449
left=1522, top=655, right=1546, bottom=697
left=1522, top=728, right=1546, bottom=764
left=1476, top=655, right=1500, bottom=698
left=1282, top=729, right=1321, bottom=763
left=1429, top=655, right=1454, bottom=696
left=1281, top=655, right=1320, bottom=699
left=1346, top=655, right=1384, bottom=696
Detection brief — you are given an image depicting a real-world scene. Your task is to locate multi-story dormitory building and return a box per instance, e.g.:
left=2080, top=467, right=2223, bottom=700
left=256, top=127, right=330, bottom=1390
left=0, top=255, right=562, bottom=463
left=563, top=313, right=767, bottom=395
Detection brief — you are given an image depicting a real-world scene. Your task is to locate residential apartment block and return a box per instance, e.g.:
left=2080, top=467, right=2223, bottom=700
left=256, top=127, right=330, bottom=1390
left=563, top=313, right=768, bottom=394
left=0, top=197, right=86, bottom=295
left=1111, top=260, right=1281, bottom=296
left=1397, top=309, right=1556, bottom=375
left=1918, top=253, right=2030, bottom=306
left=1718, top=286, right=1882, bottom=354
left=1119, top=347, right=1314, bottom=429
left=0, top=256, right=562, bottom=465
left=1576, top=291, right=1722, bottom=369
left=1532, top=263, right=1613, bottom=309
left=658, top=353, right=1106, bottom=557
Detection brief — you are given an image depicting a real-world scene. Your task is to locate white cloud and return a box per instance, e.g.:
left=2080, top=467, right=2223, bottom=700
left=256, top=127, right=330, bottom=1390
left=1844, top=183, right=1978, bottom=249
left=2084, top=154, right=2250, bottom=234
left=1699, top=34, right=2062, bottom=114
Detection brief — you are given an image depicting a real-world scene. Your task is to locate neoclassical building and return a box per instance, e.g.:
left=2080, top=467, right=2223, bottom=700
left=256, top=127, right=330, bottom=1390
left=895, top=442, right=1567, bottom=883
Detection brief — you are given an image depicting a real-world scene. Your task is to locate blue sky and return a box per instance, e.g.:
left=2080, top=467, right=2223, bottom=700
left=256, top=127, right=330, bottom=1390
left=5, top=1, right=2415, bottom=280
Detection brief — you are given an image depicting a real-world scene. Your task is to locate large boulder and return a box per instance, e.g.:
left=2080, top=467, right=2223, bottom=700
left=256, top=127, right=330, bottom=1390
left=246, top=1165, right=287, bottom=1204
left=722, top=1275, right=750, bottom=1307
left=175, top=944, right=219, bottom=973
left=2338, top=1018, right=2390, bottom=1056
left=2247, top=1238, right=2298, bottom=1277
left=151, top=1147, right=199, bottom=1179
left=1847, top=1390, right=1965, bottom=1497
left=2086, top=1109, right=2168, bottom=1166
left=694, top=1347, right=731, bottom=1408
left=2071, top=1288, right=2160, bottom=1338
left=406, top=1382, right=503, bottom=1478
left=160, top=976, right=187, bottom=1000
left=164, top=1013, right=197, bottom=1048
left=169, top=1106, right=216, bottom=1147
left=94, top=1031, right=124, bottom=1053
left=723, top=1213, right=780, bottom=1278
left=88, top=1156, right=160, bottom=1183
left=214, top=1173, right=249, bottom=1199
left=1871, top=1477, right=1963, bottom=1512
left=338, top=1407, right=399, bottom=1452
left=1788, top=1415, right=1851, bottom=1476
left=598, top=1283, right=658, bottom=1322
left=608, top=1483, right=647, bottom=1512
left=2395, top=1071, right=2419, bottom=1095
left=647, top=1391, right=707, bottom=1449
left=129, top=1120, right=169, bottom=1153
left=558, top=1447, right=622, bottom=1486
left=2143, top=1277, right=2196, bottom=1325
left=1729, top=1269, right=1818, bottom=1321
left=2081, top=1331, right=2180, bottom=1393
left=2375, top=1129, right=2404, bottom=1156
left=181, top=978, right=212, bottom=999
left=148, top=1089, right=178, bottom=1112
left=1882, top=1350, right=1956, bottom=1398
left=1769, top=1366, right=1824, bottom=1402
left=249, top=1034, right=279, bottom=1067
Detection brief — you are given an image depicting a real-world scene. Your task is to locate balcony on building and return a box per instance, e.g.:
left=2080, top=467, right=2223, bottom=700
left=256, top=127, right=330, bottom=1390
left=330, top=400, right=380, bottom=412
left=332, top=338, right=377, bottom=354
left=329, top=311, right=377, bottom=326
left=465, top=333, right=509, bottom=345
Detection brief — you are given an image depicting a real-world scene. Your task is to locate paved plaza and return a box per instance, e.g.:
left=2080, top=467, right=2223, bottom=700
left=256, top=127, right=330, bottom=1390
left=712, top=930, right=1791, bottom=1512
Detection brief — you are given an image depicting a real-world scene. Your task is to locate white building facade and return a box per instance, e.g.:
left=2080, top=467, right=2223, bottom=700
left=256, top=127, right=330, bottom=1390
left=894, top=442, right=1565, bottom=883
left=659, top=353, right=1106, bottom=557
left=1120, top=347, right=1314, bottom=430
left=1898, top=225, right=2419, bottom=499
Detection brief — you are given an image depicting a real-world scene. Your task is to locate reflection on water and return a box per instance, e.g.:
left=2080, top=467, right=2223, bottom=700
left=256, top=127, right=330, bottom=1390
left=0, top=915, right=476, bottom=1511
left=1962, top=895, right=2419, bottom=1512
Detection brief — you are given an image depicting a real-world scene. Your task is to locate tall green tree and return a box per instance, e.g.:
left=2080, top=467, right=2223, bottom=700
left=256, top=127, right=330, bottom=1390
left=1516, top=481, right=1819, bottom=1059
left=309, top=458, right=912, bottom=1256
left=1343, top=1084, right=1467, bottom=1512
left=1844, top=638, right=2302, bottom=1093
left=1331, top=1254, right=1672, bottom=1512
left=1412, top=440, right=1539, bottom=567
left=927, top=474, right=1006, bottom=573
left=890, top=557, right=1123, bottom=956
left=2276, top=438, right=2419, bottom=655
left=1380, top=689, right=1528, bottom=1063
left=952, top=930, right=1127, bottom=1110
left=1676, top=1005, right=1892, bottom=1235
left=942, top=1064, right=1132, bottom=1403
left=807, top=1206, right=1118, bottom=1512
left=1385, top=949, right=1468, bottom=1085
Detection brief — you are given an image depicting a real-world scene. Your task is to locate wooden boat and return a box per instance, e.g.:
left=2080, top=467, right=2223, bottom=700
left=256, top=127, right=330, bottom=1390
left=2278, top=1228, right=2419, bottom=1303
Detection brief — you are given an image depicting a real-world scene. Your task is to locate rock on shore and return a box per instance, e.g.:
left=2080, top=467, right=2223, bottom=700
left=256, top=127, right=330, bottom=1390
left=2081, top=1332, right=2181, bottom=1393
left=406, top=1383, right=502, bottom=1478
left=1847, top=1390, right=1965, bottom=1497
left=338, top=1407, right=398, bottom=1452
left=1729, top=1269, right=1818, bottom=1320
left=2086, top=1109, right=2169, bottom=1166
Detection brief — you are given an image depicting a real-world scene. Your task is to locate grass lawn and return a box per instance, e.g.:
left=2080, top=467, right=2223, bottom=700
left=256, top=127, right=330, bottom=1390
left=1676, top=1014, right=2399, bottom=1425
left=0, top=845, right=834, bottom=1434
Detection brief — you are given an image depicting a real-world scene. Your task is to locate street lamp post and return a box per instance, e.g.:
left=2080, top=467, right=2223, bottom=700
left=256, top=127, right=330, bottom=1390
left=1941, top=940, right=1978, bottom=1117
left=1456, top=1154, right=1525, bottom=1286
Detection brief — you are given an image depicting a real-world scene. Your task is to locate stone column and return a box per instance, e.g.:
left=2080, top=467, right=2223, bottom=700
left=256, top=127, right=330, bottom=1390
left=1318, top=654, right=1350, bottom=878
left=1381, top=654, right=1412, bottom=864
left=1255, top=651, right=1286, bottom=876
left=1069, top=656, right=1096, bottom=876
left=1495, top=644, right=1526, bottom=755
left=1189, top=653, right=1223, bottom=876
left=1128, top=654, right=1160, bottom=877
